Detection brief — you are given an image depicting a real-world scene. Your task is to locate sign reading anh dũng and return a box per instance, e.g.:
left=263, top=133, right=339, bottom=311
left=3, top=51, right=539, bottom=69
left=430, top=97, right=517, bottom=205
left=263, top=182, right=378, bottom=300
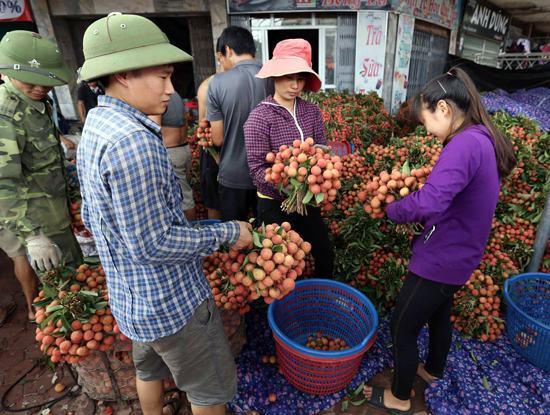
left=461, top=0, right=510, bottom=41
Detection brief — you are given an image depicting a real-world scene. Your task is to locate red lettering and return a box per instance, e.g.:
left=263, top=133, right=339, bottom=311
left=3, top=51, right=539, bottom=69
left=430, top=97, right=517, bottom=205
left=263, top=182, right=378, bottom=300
left=360, top=58, right=382, bottom=78
left=365, top=24, right=383, bottom=46
left=322, top=0, right=363, bottom=8
left=420, top=0, right=428, bottom=12
left=440, top=3, right=449, bottom=18
left=366, top=0, right=388, bottom=6
left=430, top=0, right=441, bottom=15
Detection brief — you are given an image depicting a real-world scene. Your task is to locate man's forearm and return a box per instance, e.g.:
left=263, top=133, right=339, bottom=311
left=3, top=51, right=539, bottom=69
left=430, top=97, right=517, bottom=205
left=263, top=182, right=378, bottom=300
left=210, top=120, right=224, bottom=147
left=77, top=102, right=86, bottom=123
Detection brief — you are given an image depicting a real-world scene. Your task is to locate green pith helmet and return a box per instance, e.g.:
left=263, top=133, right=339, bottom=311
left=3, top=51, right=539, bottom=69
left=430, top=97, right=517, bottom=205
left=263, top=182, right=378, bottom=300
left=80, top=12, right=192, bottom=81
left=0, top=31, right=71, bottom=86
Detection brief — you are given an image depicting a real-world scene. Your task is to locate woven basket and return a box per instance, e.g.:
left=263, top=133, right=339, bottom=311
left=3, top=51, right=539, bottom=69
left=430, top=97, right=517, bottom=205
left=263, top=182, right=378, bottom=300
left=220, top=308, right=247, bottom=357
left=74, top=347, right=137, bottom=401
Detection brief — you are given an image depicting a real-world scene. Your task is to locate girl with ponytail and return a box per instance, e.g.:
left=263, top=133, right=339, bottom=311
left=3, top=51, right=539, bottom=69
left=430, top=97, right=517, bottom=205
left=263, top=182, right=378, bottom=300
left=364, top=67, right=516, bottom=414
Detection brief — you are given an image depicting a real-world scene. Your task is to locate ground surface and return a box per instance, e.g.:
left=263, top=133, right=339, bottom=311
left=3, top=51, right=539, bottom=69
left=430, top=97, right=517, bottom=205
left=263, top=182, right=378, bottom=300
left=0, top=251, right=428, bottom=415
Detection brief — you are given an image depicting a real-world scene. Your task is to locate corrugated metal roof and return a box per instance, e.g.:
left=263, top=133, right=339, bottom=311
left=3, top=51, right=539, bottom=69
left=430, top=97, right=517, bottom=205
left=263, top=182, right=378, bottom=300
left=488, top=0, right=550, bottom=34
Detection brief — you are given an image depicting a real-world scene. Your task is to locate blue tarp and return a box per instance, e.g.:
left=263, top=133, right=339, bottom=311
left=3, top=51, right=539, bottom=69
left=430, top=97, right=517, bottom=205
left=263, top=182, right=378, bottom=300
left=229, top=309, right=550, bottom=415
left=483, top=88, right=550, bottom=131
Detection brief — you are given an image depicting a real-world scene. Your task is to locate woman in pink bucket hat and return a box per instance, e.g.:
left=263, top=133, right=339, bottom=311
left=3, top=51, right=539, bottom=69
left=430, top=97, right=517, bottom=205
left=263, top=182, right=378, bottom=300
left=255, top=38, right=322, bottom=93
left=244, top=38, right=334, bottom=278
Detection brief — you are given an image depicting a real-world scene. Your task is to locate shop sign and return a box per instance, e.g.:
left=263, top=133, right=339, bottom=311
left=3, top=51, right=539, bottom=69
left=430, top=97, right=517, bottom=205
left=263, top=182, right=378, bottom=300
left=0, top=0, right=32, bottom=22
left=354, top=10, right=388, bottom=96
left=461, top=0, right=509, bottom=42
left=391, top=14, right=414, bottom=113
left=390, top=0, right=462, bottom=29
left=227, top=0, right=390, bottom=14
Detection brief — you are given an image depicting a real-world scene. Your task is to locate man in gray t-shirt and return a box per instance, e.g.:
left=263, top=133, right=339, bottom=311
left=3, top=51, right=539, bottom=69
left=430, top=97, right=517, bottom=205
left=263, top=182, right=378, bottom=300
left=206, top=26, right=271, bottom=221
left=152, top=91, right=196, bottom=219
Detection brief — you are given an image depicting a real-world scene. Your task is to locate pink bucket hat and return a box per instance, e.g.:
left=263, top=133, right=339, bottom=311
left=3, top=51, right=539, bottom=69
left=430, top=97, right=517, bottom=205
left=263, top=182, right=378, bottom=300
left=256, top=38, right=322, bottom=92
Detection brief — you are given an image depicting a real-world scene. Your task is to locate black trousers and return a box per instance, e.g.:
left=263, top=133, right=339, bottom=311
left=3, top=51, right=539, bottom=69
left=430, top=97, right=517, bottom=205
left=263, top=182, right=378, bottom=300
left=218, top=184, right=257, bottom=221
left=199, top=149, right=220, bottom=210
left=391, top=272, right=462, bottom=400
left=256, top=198, right=334, bottom=279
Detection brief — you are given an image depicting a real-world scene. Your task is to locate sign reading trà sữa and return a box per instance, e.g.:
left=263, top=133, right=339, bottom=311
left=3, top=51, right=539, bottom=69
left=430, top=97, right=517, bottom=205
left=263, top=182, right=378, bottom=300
left=354, top=10, right=388, bottom=96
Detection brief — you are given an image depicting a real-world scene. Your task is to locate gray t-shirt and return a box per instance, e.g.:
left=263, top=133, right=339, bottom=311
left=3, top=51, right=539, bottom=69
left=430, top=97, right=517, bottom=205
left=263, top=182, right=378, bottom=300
left=162, top=91, right=185, bottom=127
left=206, top=60, right=271, bottom=189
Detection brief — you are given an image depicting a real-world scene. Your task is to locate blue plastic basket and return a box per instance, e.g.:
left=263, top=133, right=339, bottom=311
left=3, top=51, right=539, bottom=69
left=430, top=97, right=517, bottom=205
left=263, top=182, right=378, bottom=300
left=504, top=273, right=550, bottom=372
left=268, top=279, right=378, bottom=394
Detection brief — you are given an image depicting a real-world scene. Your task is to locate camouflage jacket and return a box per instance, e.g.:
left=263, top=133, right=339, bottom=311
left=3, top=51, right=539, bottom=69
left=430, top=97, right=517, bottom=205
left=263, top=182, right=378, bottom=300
left=0, top=79, right=71, bottom=238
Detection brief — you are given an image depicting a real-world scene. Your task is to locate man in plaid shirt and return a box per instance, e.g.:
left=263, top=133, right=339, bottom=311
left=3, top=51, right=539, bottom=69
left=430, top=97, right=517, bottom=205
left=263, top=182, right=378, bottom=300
left=77, top=13, right=252, bottom=415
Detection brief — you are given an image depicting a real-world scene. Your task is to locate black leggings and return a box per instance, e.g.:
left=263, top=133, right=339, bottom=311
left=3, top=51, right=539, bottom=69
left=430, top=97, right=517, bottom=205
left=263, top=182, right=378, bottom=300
left=391, top=272, right=462, bottom=400
left=256, top=198, right=334, bottom=279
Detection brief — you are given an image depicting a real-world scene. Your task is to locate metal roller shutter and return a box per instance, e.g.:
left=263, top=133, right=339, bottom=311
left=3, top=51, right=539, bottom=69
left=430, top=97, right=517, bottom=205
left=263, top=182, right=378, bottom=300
left=335, top=13, right=357, bottom=92
left=407, top=23, right=449, bottom=98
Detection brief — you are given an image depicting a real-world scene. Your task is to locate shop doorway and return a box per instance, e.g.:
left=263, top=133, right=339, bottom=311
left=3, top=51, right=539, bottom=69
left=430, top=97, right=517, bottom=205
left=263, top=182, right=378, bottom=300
left=150, top=17, right=195, bottom=99
left=268, top=29, right=319, bottom=73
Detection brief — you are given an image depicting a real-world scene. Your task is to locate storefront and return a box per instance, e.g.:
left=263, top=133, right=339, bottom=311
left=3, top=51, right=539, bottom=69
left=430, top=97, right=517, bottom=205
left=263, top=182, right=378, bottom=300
left=27, top=0, right=229, bottom=119
left=248, top=14, right=339, bottom=89
left=228, top=0, right=464, bottom=113
left=458, top=0, right=510, bottom=68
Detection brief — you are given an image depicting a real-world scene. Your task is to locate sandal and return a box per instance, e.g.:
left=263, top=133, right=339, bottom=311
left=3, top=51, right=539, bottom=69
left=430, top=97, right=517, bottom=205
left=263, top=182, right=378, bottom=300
left=163, top=391, right=182, bottom=415
left=0, top=303, right=17, bottom=328
left=366, top=386, right=414, bottom=414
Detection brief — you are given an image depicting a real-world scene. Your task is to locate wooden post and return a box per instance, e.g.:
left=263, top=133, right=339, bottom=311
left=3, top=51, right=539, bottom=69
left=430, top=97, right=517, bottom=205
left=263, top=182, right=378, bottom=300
left=383, top=12, right=398, bottom=113
left=208, top=0, right=229, bottom=59
left=29, top=0, right=79, bottom=119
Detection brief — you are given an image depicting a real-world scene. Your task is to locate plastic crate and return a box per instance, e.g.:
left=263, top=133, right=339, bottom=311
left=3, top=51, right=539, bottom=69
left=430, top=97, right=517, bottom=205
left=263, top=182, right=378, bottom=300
left=268, top=279, right=378, bottom=395
left=504, top=272, right=550, bottom=371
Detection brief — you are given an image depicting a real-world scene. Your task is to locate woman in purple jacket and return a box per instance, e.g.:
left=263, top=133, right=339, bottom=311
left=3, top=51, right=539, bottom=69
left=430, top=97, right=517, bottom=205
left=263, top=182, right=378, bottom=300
left=364, top=68, right=516, bottom=413
left=244, top=38, right=334, bottom=278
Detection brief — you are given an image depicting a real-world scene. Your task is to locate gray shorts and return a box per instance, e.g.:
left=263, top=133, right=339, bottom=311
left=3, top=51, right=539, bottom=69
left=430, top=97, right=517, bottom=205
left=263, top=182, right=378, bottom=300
left=166, top=145, right=195, bottom=211
left=132, top=299, right=237, bottom=407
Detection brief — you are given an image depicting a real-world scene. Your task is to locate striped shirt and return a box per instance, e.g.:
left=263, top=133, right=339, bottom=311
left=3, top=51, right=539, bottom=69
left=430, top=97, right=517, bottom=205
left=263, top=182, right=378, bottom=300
left=244, top=96, right=326, bottom=200
left=77, top=95, right=240, bottom=342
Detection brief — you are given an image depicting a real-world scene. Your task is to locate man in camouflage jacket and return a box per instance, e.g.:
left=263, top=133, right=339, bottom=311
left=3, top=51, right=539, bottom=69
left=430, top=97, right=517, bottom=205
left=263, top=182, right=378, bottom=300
left=0, top=31, right=82, bottom=322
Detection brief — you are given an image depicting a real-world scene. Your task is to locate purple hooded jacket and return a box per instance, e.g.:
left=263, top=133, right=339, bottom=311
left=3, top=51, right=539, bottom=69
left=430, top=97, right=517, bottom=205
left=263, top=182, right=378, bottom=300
left=386, top=125, right=500, bottom=286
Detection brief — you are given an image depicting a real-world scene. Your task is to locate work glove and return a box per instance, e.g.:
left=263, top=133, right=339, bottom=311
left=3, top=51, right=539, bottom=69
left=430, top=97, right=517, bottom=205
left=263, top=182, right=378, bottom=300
left=26, top=232, right=62, bottom=271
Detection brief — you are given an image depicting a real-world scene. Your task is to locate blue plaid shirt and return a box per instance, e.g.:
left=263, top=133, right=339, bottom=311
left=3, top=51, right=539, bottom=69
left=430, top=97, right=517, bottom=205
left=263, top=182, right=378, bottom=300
left=77, top=95, right=240, bottom=342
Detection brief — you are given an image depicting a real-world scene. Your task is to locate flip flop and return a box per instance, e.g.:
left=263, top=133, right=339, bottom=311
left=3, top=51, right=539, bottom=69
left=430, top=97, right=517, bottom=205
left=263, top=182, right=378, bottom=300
left=0, top=303, right=17, bottom=328
left=366, top=385, right=414, bottom=414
